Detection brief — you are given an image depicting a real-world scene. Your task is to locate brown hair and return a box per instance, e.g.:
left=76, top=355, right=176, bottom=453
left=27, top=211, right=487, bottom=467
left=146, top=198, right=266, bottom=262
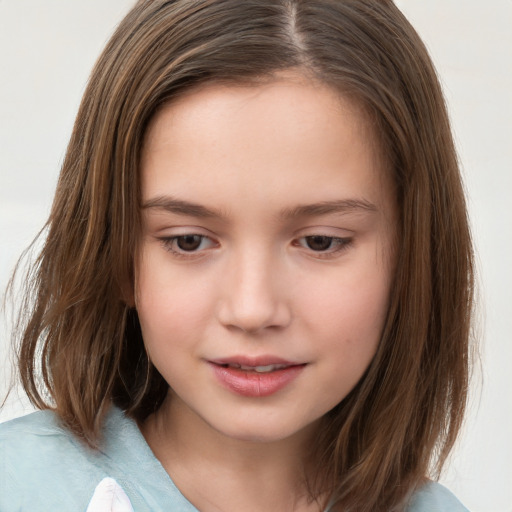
left=10, top=1, right=474, bottom=510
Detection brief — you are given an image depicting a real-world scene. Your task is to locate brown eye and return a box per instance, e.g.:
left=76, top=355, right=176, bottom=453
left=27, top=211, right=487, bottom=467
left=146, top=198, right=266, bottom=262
left=160, top=233, right=217, bottom=257
left=304, top=236, right=334, bottom=251
left=176, top=235, right=203, bottom=251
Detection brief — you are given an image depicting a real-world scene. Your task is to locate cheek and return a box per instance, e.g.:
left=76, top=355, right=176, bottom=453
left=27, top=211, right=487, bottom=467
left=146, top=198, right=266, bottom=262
left=304, top=279, right=390, bottom=409
left=134, top=258, right=216, bottom=355
left=306, top=259, right=390, bottom=321
left=300, top=259, right=392, bottom=364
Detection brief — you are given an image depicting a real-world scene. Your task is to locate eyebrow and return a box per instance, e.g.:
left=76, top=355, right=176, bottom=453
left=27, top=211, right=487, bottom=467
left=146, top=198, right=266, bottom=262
left=279, top=199, right=378, bottom=219
left=142, top=196, right=378, bottom=220
left=142, top=196, right=225, bottom=218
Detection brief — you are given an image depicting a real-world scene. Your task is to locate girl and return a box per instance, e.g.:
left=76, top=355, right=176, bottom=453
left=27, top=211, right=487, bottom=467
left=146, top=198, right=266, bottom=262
left=0, top=1, right=474, bottom=511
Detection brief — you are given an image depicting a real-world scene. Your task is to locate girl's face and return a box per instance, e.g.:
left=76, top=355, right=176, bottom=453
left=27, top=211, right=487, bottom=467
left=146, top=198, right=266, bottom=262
left=136, top=76, right=396, bottom=444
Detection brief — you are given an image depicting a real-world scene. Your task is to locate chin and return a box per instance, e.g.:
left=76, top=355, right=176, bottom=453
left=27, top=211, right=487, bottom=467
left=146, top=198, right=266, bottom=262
left=208, top=415, right=319, bottom=445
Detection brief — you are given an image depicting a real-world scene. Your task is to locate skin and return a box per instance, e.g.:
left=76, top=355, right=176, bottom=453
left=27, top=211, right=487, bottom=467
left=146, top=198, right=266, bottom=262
left=136, top=74, right=397, bottom=512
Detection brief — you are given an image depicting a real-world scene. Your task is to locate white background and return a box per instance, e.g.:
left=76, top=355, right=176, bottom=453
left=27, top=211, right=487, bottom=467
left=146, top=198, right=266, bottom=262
left=0, top=1, right=510, bottom=511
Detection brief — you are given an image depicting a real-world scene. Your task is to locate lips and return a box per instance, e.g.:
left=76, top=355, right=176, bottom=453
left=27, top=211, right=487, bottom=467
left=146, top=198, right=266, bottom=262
left=208, top=356, right=306, bottom=397
left=219, top=362, right=290, bottom=373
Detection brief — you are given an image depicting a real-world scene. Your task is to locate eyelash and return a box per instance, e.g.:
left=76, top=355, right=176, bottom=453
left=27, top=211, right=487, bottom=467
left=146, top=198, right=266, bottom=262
left=294, top=235, right=353, bottom=257
left=160, top=234, right=217, bottom=258
left=159, top=234, right=353, bottom=259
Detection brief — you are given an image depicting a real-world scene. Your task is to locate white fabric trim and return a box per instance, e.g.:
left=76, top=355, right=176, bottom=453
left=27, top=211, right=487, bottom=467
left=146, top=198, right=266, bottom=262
left=86, top=477, right=134, bottom=512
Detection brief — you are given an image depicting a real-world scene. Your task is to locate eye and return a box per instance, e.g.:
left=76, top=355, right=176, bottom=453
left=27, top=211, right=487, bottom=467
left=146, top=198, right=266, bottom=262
left=295, top=235, right=352, bottom=255
left=160, top=234, right=217, bottom=256
left=175, top=234, right=204, bottom=251
left=304, top=235, right=335, bottom=251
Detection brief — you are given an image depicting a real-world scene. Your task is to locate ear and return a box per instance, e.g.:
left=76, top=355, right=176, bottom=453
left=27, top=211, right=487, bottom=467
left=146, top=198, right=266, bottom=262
left=120, top=277, right=136, bottom=308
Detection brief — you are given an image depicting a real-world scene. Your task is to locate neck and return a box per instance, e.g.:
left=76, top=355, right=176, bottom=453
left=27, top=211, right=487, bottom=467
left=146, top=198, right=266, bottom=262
left=140, top=393, right=323, bottom=512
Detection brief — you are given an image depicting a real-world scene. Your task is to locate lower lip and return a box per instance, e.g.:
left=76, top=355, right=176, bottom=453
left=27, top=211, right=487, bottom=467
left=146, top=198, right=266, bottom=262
left=209, top=363, right=305, bottom=397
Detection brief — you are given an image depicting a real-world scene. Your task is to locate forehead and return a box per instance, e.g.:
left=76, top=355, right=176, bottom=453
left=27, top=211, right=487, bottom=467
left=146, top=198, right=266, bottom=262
left=140, top=75, right=391, bottom=217
left=144, top=75, right=375, bottom=152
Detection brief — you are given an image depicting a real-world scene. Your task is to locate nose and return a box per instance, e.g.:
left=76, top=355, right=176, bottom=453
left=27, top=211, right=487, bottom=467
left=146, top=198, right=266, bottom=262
left=216, top=250, right=291, bottom=334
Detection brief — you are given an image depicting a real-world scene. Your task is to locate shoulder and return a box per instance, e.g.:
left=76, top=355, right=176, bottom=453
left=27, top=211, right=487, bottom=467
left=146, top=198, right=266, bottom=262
left=0, top=407, right=192, bottom=512
left=0, top=409, right=118, bottom=510
left=1, top=408, right=72, bottom=444
left=407, top=481, right=469, bottom=512
left=0, top=408, right=93, bottom=462
left=0, top=409, right=82, bottom=473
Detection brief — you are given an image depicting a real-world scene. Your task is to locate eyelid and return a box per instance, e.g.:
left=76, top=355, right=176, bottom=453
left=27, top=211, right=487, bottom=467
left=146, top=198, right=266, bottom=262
left=293, top=234, right=354, bottom=258
left=158, top=233, right=219, bottom=258
left=155, top=226, right=354, bottom=260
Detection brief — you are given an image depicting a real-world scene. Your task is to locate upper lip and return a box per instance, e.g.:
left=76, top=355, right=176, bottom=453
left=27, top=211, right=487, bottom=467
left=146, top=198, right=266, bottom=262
left=209, top=355, right=304, bottom=368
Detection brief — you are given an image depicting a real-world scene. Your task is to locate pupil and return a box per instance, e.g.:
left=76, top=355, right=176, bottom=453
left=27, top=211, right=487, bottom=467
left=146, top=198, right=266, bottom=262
left=306, top=236, right=332, bottom=251
left=177, top=235, right=202, bottom=251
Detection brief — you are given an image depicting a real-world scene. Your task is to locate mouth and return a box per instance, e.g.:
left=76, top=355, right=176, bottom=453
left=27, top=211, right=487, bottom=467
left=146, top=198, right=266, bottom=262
left=216, top=362, right=292, bottom=373
left=208, top=357, right=307, bottom=397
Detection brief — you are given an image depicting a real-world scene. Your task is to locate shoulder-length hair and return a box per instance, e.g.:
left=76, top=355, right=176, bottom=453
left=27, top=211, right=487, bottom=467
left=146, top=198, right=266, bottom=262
left=12, top=1, right=474, bottom=510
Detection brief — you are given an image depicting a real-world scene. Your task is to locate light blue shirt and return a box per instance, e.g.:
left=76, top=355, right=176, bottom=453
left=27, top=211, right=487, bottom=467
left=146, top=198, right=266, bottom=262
left=0, top=407, right=469, bottom=511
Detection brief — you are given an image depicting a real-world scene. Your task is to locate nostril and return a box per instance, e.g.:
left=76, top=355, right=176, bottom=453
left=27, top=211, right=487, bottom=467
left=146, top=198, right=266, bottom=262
left=215, top=264, right=292, bottom=332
